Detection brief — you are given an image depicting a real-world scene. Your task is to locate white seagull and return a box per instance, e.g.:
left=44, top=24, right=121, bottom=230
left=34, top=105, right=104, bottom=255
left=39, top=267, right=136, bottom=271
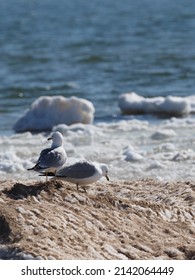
left=28, top=131, right=67, bottom=179
left=41, top=160, right=109, bottom=191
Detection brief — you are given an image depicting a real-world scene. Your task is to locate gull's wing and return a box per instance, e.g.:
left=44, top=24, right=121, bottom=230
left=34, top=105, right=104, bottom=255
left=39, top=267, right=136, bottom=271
left=38, top=147, right=66, bottom=169
left=56, top=161, right=96, bottom=179
left=38, top=148, right=52, bottom=159
left=28, top=146, right=66, bottom=171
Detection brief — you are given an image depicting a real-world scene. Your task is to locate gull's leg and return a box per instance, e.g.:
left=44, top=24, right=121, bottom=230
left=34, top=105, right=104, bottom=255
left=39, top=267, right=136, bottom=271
left=76, top=183, right=79, bottom=191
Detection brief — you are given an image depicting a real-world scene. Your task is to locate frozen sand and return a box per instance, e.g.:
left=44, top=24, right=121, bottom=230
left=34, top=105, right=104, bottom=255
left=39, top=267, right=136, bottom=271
left=0, top=179, right=194, bottom=260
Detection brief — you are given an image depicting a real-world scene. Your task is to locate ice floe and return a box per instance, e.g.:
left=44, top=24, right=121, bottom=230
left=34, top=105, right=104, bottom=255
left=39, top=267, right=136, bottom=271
left=13, top=95, right=95, bottom=133
left=123, top=145, right=144, bottom=162
left=118, top=92, right=193, bottom=116
left=151, top=129, right=177, bottom=140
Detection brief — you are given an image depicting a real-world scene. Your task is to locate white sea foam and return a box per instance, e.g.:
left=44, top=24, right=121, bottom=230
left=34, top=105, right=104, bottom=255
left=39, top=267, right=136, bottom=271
left=118, top=92, right=193, bottom=116
left=13, top=95, right=95, bottom=133
left=1, top=116, right=195, bottom=181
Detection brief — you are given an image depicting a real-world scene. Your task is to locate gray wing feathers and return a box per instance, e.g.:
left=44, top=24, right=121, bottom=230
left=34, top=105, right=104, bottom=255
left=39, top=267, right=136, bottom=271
left=39, top=151, right=64, bottom=167
left=57, top=162, right=96, bottom=179
left=38, top=147, right=66, bottom=169
left=39, top=148, right=52, bottom=158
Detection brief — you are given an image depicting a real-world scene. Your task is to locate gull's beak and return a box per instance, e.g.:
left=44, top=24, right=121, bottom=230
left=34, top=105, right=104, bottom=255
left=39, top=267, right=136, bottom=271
left=47, top=136, right=52, bottom=141
left=105, top=174, right=109, bottom=181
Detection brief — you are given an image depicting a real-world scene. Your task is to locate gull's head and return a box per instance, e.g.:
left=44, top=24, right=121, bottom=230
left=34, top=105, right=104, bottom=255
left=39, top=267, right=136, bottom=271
left=48, top=131, right=63, bottom=148
left=100, top=164, right=109, bottom=181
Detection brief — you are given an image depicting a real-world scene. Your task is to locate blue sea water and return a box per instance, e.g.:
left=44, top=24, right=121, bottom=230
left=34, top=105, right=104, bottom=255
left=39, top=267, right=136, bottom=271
left=1, top=0, right=195, bottom=134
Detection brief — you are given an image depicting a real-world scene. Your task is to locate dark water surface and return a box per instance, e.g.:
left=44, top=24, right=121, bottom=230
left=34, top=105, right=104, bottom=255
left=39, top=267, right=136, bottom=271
left=1, top=0, right=195, bottom=133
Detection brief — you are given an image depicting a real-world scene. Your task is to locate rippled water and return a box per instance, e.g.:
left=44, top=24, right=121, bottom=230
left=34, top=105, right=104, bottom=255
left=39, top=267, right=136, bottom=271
left=1, top=0, right=195, bottom=134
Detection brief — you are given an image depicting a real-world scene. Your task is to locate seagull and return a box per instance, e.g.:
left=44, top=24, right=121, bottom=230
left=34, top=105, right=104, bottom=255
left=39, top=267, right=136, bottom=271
left=40, top=160, right=109, bottom=191
left=28, top=131, right=67, bottom=180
